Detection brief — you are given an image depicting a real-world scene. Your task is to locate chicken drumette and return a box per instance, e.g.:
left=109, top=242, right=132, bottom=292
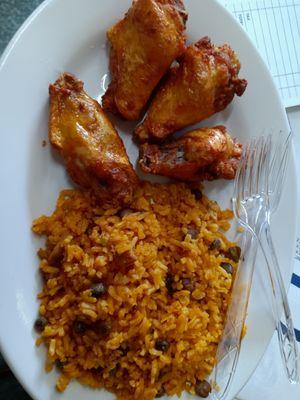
left=102, top=0, right=187, bottom=120
left=49, top=73, right=138, bottom=205
left=135, top=37, right=247, bottom=142
left=139, top=126, right=242, bottom=181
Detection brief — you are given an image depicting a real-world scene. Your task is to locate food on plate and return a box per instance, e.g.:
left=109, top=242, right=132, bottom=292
left=31, top=2, right=250, bottom=397
left=102, top=0, right=187, bottom=120
left=134, top=37, right=247, bottom=142
left=49, top=73, right=139, bottom=205
left=32, top=182, right=240, bottom=400
left=139, top=126, right=242, bottom=181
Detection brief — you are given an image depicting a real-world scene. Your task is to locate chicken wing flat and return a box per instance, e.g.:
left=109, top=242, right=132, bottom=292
left=102, top=0, right=187, bottom=120
left=139, top=126, right=242, bottom=181
left=49, top=73, right=139, bottom=205
left=135, top=37, right=247, bottom=142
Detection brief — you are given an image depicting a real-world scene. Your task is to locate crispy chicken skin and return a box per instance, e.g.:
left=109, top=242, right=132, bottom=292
left=49, top=73, right=139, bottom=205
left=135, top=37, right=247, bottom=142
left=102, top=0, right=187, bottom=120
left=139, top=126, right=242, bottom=181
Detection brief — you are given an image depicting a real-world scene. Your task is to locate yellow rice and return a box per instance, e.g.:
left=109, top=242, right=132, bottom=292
left=32, top=181, right=238, bottom=399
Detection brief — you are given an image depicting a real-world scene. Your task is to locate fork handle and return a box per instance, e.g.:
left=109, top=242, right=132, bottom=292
left=211, top=229, right=259, bottom=399
left=259, top=223, right=299, bottom=383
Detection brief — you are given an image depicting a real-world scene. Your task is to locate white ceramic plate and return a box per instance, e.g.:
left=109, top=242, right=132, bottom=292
left=0, top=0, right=297, bottom=399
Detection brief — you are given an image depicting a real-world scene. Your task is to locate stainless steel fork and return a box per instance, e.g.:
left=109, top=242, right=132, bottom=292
left=211, top=133, right=299, bottom=400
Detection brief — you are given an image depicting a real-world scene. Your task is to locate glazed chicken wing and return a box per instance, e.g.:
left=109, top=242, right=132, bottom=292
left=135, top=37, right=247, bottom=142
left=49, top=73, right=139, bottom=205
left=102, top=0, right=187, bottom=120
left=139, top=126, right=242, bottom=181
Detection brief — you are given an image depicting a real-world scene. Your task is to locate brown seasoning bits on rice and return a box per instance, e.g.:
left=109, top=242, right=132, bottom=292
left=32, top=182, right=238, bottom=400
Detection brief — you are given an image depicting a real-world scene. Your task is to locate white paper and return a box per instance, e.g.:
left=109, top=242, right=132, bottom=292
left=222, top=0, right=300, bottom=108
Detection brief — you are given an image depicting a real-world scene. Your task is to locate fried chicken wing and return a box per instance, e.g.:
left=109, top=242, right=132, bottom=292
left=135, top=37, right=247, bottom=142
left=102, top=0, right=187, bottom=120
left=139, top=126, right=242, bottom=181
left=49, top=73, right=139, bottom=205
